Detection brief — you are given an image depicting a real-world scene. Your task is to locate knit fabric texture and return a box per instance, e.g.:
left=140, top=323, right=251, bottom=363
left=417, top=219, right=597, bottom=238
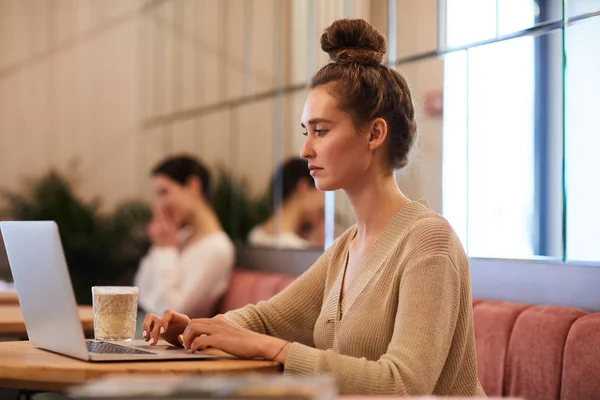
left=225, top=199, right=485, bottom=396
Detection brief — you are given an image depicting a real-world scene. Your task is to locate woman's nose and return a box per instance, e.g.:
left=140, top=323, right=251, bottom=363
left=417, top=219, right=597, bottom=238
left=300, top=138, right=315, bottom=159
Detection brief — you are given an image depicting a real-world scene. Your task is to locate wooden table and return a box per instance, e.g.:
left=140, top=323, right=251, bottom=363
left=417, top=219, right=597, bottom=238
left=0, top=305, right=94, bottom=337
left=0, top=341, right=281, bottom=392
left=0, top=291, right=18, bottom=305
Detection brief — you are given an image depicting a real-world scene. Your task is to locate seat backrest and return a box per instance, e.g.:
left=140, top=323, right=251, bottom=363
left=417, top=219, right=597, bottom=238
left=504, top=306, right=587, bottom=400
left=561, top=313, right=600, bottom=400
left=218, top=269, right=296, bottom=314
left=472, top=301, right=530, bottom=396
left=473, top=299, right=600, bottom=400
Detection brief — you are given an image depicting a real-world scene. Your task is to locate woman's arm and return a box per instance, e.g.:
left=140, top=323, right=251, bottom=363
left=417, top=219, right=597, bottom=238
left=224, top=247, right=332, bottom=346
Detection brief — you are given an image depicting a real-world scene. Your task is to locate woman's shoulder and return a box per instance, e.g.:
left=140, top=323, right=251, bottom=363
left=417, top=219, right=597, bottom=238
left=401, top=207, right=466, bottom=260
left=247, top=225, right=267, bottom=245
left=248, top=225, right=312, bottom=249
left=187, top=231, right=235, bottom=256
left=409, top=211, right=455, bottom=235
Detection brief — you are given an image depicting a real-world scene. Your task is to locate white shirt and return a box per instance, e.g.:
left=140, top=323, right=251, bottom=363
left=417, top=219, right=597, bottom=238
left=248, top=226, right=312, bottom=249
left=134, top=232, right=235, bottom=318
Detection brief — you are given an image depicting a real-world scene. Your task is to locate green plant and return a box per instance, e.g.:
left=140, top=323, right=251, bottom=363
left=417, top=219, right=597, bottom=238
left=0, top=170, right=151, bottom=304
left=211, top=167, right=271, bottom=243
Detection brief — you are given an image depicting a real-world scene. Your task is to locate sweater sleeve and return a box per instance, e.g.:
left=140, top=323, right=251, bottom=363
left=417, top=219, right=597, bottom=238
left=283, top=253, right=461, bottom=395
left=224, top=247, right=332, bottom=346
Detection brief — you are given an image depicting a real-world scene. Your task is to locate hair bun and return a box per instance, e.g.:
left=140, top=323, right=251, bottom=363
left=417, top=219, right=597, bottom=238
left=320, top=19, right=387, bottom=66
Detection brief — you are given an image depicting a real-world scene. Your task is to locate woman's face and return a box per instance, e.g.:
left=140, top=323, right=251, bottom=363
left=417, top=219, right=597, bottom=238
left=300, top=85, right=374, bottom=192
left=152, top=174, right=198, bottom=225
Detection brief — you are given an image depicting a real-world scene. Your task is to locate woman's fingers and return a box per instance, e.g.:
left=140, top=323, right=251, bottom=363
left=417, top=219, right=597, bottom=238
left=141, top=313, right=158, bottom=341
left=182, top=320, right=215, bottom=350
left=189, top=335, right=213, bottom=353
left=149, top=315, right=163, bottom=345
left=160, top=309, right=176, bottom=334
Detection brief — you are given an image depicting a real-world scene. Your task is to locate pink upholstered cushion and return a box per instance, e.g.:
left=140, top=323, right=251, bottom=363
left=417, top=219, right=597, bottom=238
left=218, top=269, right=296, bottom=314
left=561, top=313, right=600, bottom=400
left=473, top=298, right=484, bottom=308
left=504, top=306, right=587, bottom=400
left=473, top=301, right=530, bottom=397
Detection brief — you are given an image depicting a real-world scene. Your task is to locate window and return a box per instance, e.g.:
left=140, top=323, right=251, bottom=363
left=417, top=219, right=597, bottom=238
left=443, top=1, right=564, bottom=258
left=565, top=14, right=600, bottom=261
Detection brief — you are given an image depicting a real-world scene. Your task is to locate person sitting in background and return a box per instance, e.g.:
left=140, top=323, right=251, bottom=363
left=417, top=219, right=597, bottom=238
left=134, top=155, right=234, bottom=318
left=248, top=157, right=324, bottom=249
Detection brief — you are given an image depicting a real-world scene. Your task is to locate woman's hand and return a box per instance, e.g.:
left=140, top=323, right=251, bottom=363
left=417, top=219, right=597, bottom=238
left=142, top=310, right=190, bottom=347
left=181, top=315, right=290, bottom=361
left=147, top=205, right=178, bottom=248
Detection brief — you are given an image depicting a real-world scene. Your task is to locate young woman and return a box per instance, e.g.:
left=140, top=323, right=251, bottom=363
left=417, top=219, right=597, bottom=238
left=134, top=155, right=234, bottom=318
left=248, top=157, right=324, bottom=249
left=142, top=20, right=484, bottom=397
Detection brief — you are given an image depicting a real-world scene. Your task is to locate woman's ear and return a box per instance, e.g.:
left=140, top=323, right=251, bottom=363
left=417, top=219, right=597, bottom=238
left=367, top=118, right=388, bottom=151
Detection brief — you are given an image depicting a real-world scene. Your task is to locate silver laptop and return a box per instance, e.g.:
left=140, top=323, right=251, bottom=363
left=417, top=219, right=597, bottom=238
left=0, top=220, right=220, bottom=362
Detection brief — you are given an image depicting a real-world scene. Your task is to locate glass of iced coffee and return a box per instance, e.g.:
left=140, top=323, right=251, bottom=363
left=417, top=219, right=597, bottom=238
left=92, top=286, right=139, bottom=341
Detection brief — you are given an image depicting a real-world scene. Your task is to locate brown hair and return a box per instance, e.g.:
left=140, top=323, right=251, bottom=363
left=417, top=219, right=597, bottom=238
left=151, top=154, right=212, bottom=200
left=310, top=19, right=416, bottom=170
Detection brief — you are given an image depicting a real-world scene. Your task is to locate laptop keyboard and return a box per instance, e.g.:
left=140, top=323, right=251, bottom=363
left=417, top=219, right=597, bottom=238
left=87, top=341, right=154, bottom=355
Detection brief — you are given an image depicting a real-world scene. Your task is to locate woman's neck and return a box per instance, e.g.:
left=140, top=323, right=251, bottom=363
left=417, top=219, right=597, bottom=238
left=186, top=200, right=223, bottom=241
left=262, top=202, right=303, bottom=236
left=345, top=172, right=410, bottom=247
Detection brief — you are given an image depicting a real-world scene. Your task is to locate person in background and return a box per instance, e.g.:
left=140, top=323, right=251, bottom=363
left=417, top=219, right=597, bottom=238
left=142, top=19, right=484, bottom=397
left=248, top=157, right=324, bottom=249
left=134, top=155, right=234, bottom=318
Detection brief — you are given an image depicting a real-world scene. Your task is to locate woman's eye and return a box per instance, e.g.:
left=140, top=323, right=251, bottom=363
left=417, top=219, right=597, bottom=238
left=302, top=129, right=328, bottom=137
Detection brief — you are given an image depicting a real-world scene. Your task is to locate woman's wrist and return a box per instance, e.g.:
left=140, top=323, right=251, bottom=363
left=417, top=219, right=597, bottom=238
left=260, top=336, right=290, bottom=363
left=273, top=341, right=291, bottom=364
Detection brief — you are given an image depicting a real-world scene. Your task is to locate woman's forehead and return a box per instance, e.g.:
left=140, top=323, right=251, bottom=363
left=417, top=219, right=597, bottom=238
left=301, top=87, right=342, bottom=124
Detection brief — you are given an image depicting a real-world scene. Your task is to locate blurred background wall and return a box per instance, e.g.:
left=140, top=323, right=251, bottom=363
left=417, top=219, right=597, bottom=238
left=0, top=0, right=440, bottom=206
left=1, top=0, right=599, bottom=264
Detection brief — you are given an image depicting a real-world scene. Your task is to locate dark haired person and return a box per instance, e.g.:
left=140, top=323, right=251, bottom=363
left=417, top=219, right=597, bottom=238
left=142, top=20, right=484, bottom=396
left=248, top=157, right=324, bottom=248
left=134, top=155, right=234, bottom=320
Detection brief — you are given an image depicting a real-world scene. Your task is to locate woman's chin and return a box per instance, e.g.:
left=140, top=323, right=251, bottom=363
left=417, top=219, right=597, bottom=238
left=314, top=179, right=338, bottom=192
